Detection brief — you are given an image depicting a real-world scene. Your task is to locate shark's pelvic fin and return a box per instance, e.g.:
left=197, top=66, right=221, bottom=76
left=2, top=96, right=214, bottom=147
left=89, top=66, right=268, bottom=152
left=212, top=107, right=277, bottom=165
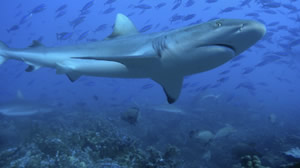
left=66, top=73, right=81, bottom=82
left=29, top=40, right=44, bottom=48
left=55, top=60, right=84, bottom=82
left=108, top=13, right=138, bottom=38
left=152, top=74, right=183, bottom=104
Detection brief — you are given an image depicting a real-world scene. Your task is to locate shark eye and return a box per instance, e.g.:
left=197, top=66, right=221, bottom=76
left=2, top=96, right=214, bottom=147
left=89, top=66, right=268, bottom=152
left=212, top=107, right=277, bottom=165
left=216, top=22, right=222, bottom=27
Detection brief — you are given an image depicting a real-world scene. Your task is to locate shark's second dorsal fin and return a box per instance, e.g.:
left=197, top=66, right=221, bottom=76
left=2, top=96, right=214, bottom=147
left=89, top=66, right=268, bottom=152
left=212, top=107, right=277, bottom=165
left=29, top=40, right=43, bottom=48
left=108, top=13, right=138, bottom=38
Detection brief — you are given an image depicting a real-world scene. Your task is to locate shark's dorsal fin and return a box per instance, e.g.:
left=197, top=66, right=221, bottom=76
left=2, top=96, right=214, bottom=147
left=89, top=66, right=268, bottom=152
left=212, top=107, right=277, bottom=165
left=108, top=13, right=138, bottom=38
left=152, top=74, right=184, bottom=104
left=29, top=40, right=43, bottom=48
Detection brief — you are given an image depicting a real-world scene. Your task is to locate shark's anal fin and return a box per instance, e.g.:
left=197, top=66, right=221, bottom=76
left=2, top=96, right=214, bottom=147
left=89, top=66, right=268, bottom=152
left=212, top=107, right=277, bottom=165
left=25, top=65, right=40, bottom=72
left=152, top=74, right=183, bottom=104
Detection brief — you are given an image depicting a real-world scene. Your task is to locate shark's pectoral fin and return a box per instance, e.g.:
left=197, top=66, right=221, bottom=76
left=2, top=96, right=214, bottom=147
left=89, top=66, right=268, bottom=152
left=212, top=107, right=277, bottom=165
left=152, top=74, right=184, bottom=104
left=107, top=13, right=138, bottom=39
left=66, top=73, right=81, bottom=82
left=25, top=65, right=40, bottom=72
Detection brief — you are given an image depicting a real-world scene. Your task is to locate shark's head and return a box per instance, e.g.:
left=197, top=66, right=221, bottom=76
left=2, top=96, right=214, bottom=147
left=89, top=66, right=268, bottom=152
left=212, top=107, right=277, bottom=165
left=192, top=19, right=266, bottom=55
left=163, top=19, right=266, bottom=75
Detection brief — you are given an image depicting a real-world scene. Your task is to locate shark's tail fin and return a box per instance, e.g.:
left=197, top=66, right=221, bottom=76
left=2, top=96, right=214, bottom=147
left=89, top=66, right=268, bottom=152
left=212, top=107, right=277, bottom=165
left=0, top=41, right=8, bottom=65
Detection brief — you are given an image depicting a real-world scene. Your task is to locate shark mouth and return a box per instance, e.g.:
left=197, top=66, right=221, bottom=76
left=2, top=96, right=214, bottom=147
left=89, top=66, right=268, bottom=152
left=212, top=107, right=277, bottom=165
left=196, top=44, right=236, bottom=54
left=214, top=44, right=236, bottom=53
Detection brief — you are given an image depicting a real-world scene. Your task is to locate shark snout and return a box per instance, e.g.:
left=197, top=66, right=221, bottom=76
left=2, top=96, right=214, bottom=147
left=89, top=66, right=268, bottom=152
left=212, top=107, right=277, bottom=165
left=225, top=20, right=266, bottom=55
left=242, top=20, right=266, bottom=38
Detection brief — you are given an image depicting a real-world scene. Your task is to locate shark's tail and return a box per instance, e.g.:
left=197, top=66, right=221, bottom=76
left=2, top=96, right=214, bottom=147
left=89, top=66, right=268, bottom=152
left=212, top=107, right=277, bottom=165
left=0, top=41, right=8, bottom=65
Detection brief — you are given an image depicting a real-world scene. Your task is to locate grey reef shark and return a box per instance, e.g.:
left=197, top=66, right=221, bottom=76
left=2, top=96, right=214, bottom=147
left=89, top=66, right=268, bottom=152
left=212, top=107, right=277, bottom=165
left=0, top=13, right=266, bottom=103
left=0, top=91, right=54, bottom=117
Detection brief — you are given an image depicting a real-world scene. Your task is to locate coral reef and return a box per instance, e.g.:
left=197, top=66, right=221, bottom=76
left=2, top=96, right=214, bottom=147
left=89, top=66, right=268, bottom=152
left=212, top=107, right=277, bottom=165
left=240, top=155, right=269, bottom=168
left=121, top=107, right=139, bottom=125
left=0, top=111, right=181, bottom=168
left=238, top=155, right=270, bottom=168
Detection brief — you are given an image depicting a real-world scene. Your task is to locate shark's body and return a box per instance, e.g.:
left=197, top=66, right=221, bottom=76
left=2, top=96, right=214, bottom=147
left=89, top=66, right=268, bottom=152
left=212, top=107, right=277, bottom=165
left=0, top=91, right=53, bottom=117
left=0, top=14, right=266, bottom=103
left=0, top=101, right=53, bottom=116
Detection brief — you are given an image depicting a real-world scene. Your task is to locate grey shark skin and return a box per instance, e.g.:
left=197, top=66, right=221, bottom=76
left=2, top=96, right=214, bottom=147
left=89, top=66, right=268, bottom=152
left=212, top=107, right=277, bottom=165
left=0, top=101, right=53, bottom=116
left=0, top=91, right=54, bottom=117
left=0, top=14, right=266, bottom=103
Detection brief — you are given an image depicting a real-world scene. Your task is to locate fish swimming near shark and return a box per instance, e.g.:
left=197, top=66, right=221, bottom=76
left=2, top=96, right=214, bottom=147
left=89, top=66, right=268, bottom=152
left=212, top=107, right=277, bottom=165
left=0, top=13, right=266, bottom=103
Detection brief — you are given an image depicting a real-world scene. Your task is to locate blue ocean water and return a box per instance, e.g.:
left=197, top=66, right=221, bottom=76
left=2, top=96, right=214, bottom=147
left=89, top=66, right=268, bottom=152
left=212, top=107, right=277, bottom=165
left=0, top=0, right=300, bottom=168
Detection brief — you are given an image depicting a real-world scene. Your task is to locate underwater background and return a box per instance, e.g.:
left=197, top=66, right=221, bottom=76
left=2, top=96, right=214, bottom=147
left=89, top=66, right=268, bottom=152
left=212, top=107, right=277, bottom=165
left=0, top=0, right=300, bottom=167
